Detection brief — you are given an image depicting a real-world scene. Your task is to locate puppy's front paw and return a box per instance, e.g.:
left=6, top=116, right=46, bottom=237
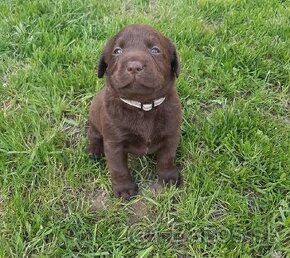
left=158, top=167, right=181, bottom=186
left=112, top=181, right=138, bottom=200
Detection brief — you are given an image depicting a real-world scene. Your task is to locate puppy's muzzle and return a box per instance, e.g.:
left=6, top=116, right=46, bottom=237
left=126, top=61, right=144, bottom=75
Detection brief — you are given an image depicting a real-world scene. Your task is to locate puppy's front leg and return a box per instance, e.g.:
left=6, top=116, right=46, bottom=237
left=156, top=137, right=181, bottom=186
left=104, top=141, right=138, bottom=199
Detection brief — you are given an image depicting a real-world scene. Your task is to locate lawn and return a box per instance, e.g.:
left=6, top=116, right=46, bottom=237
left=0, top=0, right=290, bottom=257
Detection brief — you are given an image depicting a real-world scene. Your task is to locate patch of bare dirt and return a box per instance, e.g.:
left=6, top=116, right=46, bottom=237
left=128, top=182, right=174, bottom=224
left=128, top=198, right=151, bottom=224
left=89, top=190, right=110, bottom=212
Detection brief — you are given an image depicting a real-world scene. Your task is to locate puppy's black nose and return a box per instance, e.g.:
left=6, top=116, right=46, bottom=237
left=126, top=61, right=143, bottom=74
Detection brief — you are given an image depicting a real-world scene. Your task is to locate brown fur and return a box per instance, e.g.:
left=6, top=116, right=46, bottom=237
left=88, top=24, right=182, bottom=199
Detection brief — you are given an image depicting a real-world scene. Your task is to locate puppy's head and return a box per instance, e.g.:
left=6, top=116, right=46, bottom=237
left=97, top=24, right=180, bottom=100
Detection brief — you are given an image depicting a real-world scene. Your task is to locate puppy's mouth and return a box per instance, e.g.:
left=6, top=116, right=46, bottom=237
left=116, top=76, right=159, bottom=90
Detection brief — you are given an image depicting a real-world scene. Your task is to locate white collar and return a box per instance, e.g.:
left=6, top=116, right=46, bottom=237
left=120, top=96, right=166, bottom=111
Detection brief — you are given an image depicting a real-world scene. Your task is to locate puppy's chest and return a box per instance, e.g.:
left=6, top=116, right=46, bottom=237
left=122, top=116, right=163, bottom=155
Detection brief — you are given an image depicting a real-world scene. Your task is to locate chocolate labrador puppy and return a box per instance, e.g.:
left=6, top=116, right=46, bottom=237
left=88, top=24, right=181, bottom=199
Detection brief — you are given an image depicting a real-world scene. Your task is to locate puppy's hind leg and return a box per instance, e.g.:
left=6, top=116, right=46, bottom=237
left=88, top=123, right=104, bottom=159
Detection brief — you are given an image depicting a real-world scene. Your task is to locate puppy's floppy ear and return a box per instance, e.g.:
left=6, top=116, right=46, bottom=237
left=168, top=40, right=180, bottom=78
left=97, top=54, right=107, bottom=78
left=97, top=37, right=115, bottom=78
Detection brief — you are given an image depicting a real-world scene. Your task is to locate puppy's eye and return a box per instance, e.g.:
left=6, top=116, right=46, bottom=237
left=150, top=46, right=160, bottom=54
left=113, top=47, right=123, bottom=55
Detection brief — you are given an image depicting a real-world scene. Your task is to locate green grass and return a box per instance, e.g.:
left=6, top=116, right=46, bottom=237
left=1, top=0, right=290, bottom=257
